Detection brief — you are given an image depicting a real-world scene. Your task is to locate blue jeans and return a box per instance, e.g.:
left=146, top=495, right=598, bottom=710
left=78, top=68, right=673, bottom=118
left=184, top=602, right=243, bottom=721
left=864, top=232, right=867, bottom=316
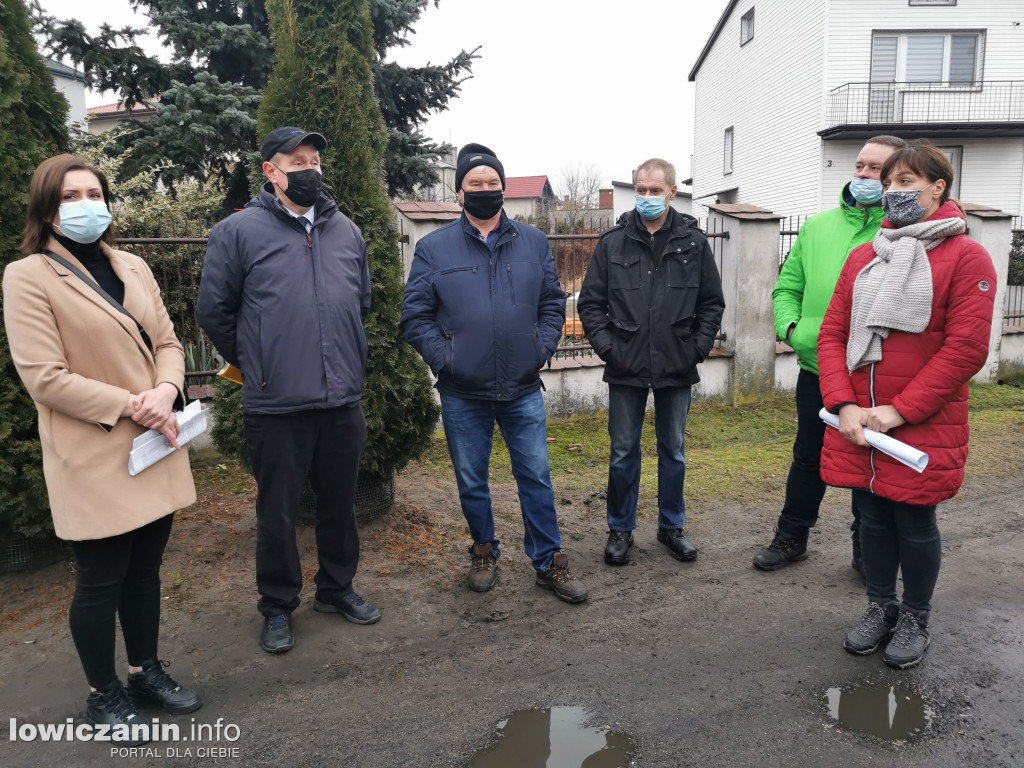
left=854, top=490, right=941, bottom=612
left=440, top=391, right=562, bottom=572
left=607, top=384, right=691, bottom=531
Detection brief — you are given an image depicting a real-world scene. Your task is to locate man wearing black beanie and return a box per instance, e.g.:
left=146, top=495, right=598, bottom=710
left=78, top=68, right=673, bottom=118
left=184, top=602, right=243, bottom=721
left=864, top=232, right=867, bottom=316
left=401, top=143, right=588, bottom=604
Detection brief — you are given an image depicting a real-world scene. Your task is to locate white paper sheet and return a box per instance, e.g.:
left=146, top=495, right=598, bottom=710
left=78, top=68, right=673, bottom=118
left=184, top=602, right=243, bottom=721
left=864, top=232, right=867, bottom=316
left=128, top=400, right=208, bottom=476
left=818, top=408, right=929, bottom=474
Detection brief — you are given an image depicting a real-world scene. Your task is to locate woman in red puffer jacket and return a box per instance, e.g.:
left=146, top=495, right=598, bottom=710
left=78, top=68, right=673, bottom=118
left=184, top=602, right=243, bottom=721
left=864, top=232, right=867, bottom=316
left=817, top=141, right=997, bottom=670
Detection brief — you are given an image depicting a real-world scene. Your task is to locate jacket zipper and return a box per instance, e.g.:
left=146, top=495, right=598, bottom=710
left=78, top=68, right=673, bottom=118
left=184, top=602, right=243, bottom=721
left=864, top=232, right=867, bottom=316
left=868, top=362, right=877, bottom=492
left=507, top=262, right=514, bottom=304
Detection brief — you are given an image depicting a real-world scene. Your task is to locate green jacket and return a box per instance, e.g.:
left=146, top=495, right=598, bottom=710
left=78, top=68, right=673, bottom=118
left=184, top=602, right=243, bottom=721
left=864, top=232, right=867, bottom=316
left=773, top=184, right=886, bottom=375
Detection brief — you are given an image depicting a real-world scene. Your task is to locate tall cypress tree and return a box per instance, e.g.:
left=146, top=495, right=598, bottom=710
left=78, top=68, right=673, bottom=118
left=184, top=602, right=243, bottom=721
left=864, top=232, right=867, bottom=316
left=0, top=0, right=69, bottom=538
left=257, top=0, right=437, bottom=480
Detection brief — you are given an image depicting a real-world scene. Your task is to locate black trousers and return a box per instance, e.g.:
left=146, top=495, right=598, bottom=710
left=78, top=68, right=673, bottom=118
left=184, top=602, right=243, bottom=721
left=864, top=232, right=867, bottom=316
left=244, top=404, right=367, bottom=617
left=775, top=369, right=861, bottom=541
left=68, top=513, right=174, bottom=689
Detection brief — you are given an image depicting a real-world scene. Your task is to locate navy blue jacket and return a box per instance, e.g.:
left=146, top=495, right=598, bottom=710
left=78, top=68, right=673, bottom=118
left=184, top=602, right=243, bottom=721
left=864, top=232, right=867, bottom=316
left=197, top=184, right=370, bottom=414
left=400, top=212, right=565, bottom=401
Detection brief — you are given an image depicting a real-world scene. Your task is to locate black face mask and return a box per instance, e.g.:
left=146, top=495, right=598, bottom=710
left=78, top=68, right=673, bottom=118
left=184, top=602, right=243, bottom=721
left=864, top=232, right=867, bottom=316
left=277, top=167, right=322, bottom=208
left=462, top=190, right=504, bottom=219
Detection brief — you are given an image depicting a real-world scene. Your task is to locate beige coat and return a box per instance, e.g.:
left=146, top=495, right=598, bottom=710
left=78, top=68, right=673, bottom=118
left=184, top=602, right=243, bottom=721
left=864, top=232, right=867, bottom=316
left=2, top=239, right=196, bottom=540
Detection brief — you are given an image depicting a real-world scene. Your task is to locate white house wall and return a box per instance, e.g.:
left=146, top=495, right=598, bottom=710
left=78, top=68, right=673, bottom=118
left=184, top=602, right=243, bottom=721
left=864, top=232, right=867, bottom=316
left=820, top=138, right=1024, bottom=216
left=692, top=0, right=827, bottom=219
left=52, top=77, right=87, bottom=133
left=826, top=0, right=1024, bottom=91
left=503, top=199, right=536, bottom=220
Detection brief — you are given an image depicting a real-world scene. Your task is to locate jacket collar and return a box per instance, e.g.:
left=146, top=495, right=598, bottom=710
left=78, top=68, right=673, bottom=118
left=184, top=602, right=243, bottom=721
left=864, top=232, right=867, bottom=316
left=41, top=238, right=153, bottom=360
left=840, top=182, right=886, bottom=225
left=251, top=182, right=339, bottom=225
left=619, top=207, right=696, bottom=241
left=460, top=209, right=516, bottom=245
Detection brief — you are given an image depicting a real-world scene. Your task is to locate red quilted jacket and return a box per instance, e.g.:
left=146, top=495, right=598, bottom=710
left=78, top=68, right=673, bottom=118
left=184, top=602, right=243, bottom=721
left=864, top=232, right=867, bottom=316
left=818, top=202, right=997, bottom=505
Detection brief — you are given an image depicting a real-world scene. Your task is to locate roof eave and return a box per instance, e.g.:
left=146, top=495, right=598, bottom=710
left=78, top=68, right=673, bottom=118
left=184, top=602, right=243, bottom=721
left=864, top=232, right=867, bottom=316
left=688, top=0, right=739, bottom=82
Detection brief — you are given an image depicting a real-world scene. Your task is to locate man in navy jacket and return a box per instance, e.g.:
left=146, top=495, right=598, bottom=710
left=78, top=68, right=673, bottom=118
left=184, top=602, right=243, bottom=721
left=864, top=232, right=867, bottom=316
left=198, top=127, right=380, bottom=654
left=401, top=143, right=587, bottom=603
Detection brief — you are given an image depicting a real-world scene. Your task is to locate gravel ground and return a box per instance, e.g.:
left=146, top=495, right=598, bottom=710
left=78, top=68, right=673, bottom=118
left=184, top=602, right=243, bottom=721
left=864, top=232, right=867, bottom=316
left=2, top=428, right=1022, bottom=767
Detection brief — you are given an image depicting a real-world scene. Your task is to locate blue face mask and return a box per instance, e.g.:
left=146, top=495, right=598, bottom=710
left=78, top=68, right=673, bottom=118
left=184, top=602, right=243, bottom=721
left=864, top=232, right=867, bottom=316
left=635, top=195, right=667, bottom=220
left=849, top=177, right=883, bottom=205
left=56, top=200, right=112, bottom=244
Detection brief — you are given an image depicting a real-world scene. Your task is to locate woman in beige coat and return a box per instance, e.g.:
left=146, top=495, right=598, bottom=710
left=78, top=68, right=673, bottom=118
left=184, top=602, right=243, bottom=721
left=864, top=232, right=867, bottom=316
left=3, top=155, right=202, bottom=742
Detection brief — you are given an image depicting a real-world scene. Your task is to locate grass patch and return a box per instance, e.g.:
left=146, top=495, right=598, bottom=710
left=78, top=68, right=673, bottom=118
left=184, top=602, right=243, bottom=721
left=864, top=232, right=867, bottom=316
left=411, top=383, right=1024, bottom=504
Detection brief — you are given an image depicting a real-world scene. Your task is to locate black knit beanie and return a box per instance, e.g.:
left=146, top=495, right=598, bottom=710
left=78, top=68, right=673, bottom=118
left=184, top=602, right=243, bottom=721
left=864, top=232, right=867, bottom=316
left=455, top=143, right=505, bottom=191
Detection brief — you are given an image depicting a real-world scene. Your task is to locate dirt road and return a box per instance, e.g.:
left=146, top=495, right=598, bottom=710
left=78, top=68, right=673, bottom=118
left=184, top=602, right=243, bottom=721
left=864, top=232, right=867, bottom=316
left=2, top=437, right=1022, bottom=766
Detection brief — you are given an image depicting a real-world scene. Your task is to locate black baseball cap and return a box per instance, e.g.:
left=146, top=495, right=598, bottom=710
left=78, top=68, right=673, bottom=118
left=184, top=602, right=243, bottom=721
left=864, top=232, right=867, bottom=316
left=260, top=127, right=327, bottom=162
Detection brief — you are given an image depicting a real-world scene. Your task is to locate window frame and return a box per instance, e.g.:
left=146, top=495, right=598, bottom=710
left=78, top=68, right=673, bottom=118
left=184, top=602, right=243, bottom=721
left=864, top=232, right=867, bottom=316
left=740, top=7, right=755, bottom=47
left=870, top=29, right=984, bottom=88
left=723, top=127, right=734, bottom=175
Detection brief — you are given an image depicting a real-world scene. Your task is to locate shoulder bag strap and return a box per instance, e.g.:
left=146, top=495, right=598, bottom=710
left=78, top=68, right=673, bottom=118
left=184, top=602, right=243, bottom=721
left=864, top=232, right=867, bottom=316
left=43, top=249, right=154, bottom=354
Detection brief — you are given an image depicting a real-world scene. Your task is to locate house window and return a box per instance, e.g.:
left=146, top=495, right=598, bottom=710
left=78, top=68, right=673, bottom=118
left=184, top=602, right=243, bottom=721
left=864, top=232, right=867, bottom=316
left=723, top=127, right=734, bottom=175
left=740, top=8, right=755, bottom=46
left=871, top=31, right=983, bottom=84
left=937, top=145, right=962, bottom=199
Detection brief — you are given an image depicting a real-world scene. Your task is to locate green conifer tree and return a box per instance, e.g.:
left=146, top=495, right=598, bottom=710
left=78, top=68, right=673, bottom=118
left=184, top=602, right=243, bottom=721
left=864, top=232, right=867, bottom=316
left=254, top=0, right=437, bottom=480
left=0, top=0, right=68, bottom=538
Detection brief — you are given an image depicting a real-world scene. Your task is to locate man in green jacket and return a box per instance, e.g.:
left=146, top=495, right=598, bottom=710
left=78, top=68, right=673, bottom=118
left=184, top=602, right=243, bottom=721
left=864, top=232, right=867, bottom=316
left=753, top=135, right=906, bottom=574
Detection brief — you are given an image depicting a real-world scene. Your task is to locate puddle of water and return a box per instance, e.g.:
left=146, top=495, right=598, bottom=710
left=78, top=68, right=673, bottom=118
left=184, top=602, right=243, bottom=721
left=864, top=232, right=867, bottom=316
left=826, top=684, right=932, bottom=740
left=471, top=706, right=635, bottom=768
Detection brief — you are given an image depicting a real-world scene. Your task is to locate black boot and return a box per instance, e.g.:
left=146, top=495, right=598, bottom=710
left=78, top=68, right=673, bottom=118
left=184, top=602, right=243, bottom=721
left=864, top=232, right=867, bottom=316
left=127, top=660, right=203, bottom=714
left=753, top=529, right=808, bottom=571
left=86, top=680, right=151, bottom=744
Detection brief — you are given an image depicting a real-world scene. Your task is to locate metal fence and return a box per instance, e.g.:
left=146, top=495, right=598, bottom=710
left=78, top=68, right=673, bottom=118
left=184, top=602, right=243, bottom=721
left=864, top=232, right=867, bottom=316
left=825, top=81, right=1024, bottom=130
left=1009, top=216, right=1024, bottom=324
left=778, top=214, right=809, bottom=270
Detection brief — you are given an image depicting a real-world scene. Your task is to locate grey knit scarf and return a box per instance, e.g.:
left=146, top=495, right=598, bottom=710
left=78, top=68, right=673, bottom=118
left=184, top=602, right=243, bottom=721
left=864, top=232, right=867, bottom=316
left=846, top=216, right=965, bottom=372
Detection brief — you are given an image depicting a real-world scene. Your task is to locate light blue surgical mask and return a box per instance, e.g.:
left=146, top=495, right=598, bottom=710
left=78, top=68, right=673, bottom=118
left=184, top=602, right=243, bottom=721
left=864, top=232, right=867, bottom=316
left=56, top=200, right=112, bottom=244
left=849, top=177, right=883, bottom=205
left=635, top=195, right=667, bottom=220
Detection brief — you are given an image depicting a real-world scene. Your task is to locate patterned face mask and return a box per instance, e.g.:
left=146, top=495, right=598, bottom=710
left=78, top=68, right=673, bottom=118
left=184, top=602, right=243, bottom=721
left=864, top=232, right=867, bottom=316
left=881, top=184, right=935, bottom=228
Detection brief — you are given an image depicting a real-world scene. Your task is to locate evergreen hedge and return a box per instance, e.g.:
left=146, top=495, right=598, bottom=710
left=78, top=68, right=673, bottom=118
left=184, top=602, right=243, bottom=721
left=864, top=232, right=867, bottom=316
left=214, top=0, right=438, bottom=480
left=0, top=0, right=69, bottom=539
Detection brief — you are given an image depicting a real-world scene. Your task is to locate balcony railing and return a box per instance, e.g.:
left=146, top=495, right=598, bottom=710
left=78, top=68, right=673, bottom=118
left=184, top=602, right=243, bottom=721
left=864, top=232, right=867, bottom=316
left=826, top=81, right=1024, bottom=129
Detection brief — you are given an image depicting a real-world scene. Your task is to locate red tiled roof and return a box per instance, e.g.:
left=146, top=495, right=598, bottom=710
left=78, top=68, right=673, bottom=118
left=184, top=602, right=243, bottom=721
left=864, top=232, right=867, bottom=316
left=394, top=201, right=462, bottom=221
left=87, top=97, right=159, bottom=117
left=504, top=175, right=549, bottom=199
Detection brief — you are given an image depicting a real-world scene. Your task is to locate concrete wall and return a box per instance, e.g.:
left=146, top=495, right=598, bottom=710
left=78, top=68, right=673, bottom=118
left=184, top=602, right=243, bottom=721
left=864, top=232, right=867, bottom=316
left=998, top=331, right=1024, bottom=377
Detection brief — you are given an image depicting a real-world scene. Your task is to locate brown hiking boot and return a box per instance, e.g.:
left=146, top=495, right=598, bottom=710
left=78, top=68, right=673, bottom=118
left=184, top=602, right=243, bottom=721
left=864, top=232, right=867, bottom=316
left=536, top=552, right=588, bottom=604
left=467, top=543, right=498, bottom=592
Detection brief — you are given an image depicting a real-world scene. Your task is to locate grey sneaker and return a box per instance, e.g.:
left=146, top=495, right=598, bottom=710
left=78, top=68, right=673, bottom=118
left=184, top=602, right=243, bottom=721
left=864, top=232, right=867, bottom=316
left=883, top=608, right=931, bottom=669
left=844, top=600, right=899, bottom=655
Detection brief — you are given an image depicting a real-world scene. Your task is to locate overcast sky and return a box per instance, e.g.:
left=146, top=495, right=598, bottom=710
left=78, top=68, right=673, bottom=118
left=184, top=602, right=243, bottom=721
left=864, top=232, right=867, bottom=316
left=38, top=0, right=726, bottom=191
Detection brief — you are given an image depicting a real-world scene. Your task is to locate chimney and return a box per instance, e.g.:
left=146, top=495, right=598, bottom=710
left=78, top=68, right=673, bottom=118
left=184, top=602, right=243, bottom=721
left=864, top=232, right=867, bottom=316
left=599, top=189, right=613, bottom=209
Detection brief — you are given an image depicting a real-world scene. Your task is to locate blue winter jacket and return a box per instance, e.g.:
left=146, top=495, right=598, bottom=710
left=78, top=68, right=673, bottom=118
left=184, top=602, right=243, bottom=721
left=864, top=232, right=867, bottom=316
left=197, top=184, right=370, bottom=414
left=400, top=212, right=566, bottom=401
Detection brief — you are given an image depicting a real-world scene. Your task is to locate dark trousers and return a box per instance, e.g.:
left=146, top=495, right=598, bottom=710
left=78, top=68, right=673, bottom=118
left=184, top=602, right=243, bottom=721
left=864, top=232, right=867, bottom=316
left=245, top=404, right=366, bottom=617
left=854, top=490, right=941, bottom=612
left=68, top=514, right=174, bottom=689
left=775, top=369, right=861, bottom=541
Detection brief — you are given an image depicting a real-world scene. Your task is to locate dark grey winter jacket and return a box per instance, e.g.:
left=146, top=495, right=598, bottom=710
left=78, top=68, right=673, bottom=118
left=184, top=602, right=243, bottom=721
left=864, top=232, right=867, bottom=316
left=197, top=184, right=371, bottom=414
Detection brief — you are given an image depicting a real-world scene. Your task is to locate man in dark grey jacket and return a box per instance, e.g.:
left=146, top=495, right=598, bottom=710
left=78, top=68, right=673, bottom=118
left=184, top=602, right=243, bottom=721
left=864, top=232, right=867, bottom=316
left=198, top=127, right=379, bottom=654
left=578, top=158, right=724, bottom=567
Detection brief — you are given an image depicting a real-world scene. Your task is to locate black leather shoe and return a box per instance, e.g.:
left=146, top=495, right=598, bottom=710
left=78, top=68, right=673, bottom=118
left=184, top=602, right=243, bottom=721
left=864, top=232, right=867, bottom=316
left=260, top=614, right=294, bottom=653
left=86, top=680, right=150, bottom=745
left=314, top=591, right=382, bottom=625
left=127, top=660, right=203, bottom=714
left=657, top=527, right=697, bottom=561
left=604, top=530, right=633, bottom=565
left=753, top=529, right=808, bottom=571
